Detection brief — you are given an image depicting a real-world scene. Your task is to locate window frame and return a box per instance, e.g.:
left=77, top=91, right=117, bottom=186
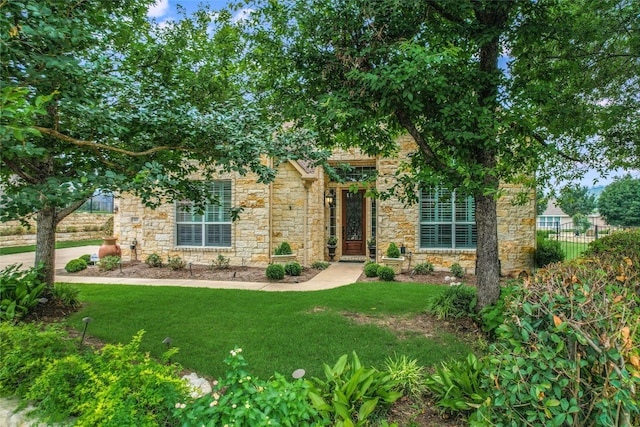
left=175, top=181, right=232, bottom=248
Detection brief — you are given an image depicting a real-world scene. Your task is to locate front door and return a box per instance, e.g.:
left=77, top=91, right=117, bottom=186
left=342, top=189, right=366, bottom=255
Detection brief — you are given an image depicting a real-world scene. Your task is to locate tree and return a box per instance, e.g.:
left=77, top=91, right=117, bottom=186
left=598, top=176, right=640, bottom=227
left=536, top=189, right=549, bottom=217
left=556, top=185, right=597, bottom=218
left=0, top=1, right=326, bottom=288
left=243, top=0, right=638, bottom=309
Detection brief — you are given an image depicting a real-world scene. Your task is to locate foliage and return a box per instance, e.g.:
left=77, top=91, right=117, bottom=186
left=26, top=331, right=188, bottom=426
left=311, top=261, right=330, bottom=270
left=572, top=213, right=591, bottom=235
left=307, top=352, right=402, bottom=426
left=145, top=253, right=163, bottom=268
left=536, top=189, right=549, bottom=216
left=64, top=258, right=87, bottom=273
left=79, top=254, right=92, bottom=264
left=583, top=229, right=640, bottom=262
left=0, top=0, right=328, bottom=289
left=98, top=255, right=120, bottom=272
left=167, top=255, right=186, bottom=271
left=424, top=353, right=488, bottom=414
left=376, top=266, right=395, bottom=281
left=327, top=236, right=338, bottom=246
left=535, top=234, right=565, bottom=268
left=556, top=185, right=597, bottom=218
left=384, top=354, right=426, bottom=401
left=51, top=283, right=80, bottom=309
left=363, top=262, right=380, bottom=278
left=0, top=322, right=77, bottom=397
left=285, top=261, right=303, bottom=276
left=175, top=347, right=323, bottom=426
left=266, top=264, right=285, bottom=280
left=476, top=256, right=640, bottom=426
left=274, top=241, right=293, bottom=255
left=412, top=262, right=434, bottom=275
left=477, top=285, right=516, bottom=337
left=450, top=263, right=465, bottom=278
left=367, top=238, right=376, bottom=247
left=0, top=263, right=46, bottom=322
left=426, top=285, right=476, bottom=320
left=385, top=243, right=401, bottom=259
left=211, top=254, right=230, bottom=269
left=598, top=176, right=640, bottom=227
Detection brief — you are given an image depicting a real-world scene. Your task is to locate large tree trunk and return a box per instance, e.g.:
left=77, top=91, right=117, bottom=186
left=475, top=191, right=501, bottom=310
left=34, top=206, right=57, bottom=288
left=34, top=199, right=88, bottom=288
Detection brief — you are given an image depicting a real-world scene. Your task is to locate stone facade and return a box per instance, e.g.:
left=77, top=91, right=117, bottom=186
left=0, top=213, right=111, bottom=247
left=114, top=138, right=535, bottom=276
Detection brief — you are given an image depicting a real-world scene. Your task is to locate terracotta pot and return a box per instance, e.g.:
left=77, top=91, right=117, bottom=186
left=98, top=236, right=121, bottom=259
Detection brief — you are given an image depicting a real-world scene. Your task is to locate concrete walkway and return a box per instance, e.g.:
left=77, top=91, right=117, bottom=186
left=0, top=246, right=364, bottom=291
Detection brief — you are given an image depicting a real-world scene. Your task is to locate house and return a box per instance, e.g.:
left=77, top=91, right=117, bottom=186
left=114, top=136, right=535, bottom=276
left=537, top=198, right=606, bottom=230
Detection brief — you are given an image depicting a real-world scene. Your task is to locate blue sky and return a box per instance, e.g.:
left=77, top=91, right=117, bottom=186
left=147, top=0, right=237, bottom=22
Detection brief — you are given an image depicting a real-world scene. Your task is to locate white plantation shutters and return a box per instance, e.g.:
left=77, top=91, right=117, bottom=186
left=420, top=187, right=476, bottom=249
left=176, top=181, right=232, bottom=247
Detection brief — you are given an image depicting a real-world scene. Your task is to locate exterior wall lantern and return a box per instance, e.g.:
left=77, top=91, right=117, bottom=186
left=325, top=189, right=335, bottom=207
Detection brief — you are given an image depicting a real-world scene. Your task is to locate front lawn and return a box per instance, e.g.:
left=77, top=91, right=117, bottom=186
left=0, top=239, right=102, bottom=255
left=65, top=282, right=478, bottom=379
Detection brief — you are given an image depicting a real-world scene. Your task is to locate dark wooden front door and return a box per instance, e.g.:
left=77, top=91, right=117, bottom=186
left=342, top=189, right=366, bottom=255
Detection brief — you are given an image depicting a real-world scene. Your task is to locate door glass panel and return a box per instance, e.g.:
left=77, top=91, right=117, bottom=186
left=345, top=191, right=363, bottom=241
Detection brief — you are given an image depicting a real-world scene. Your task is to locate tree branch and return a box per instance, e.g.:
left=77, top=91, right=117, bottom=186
left=33, top=126, right=203, bottom=157
left=424, top=0, right=467, bottom=26
left=394, top=108, right=449, bottom=172
left=1, top=156, right=38, bottom=184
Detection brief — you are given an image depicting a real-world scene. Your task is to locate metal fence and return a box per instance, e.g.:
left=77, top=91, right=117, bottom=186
left=77, top=193, right=114, bottom=213
left=540, top=222, right=628, bottom=260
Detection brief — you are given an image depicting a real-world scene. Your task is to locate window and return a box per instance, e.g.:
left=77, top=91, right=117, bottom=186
left=176, top=181, right=232, bottom=247
left=420, top=187, right=476, bottom=249
left=538, top=216, right=561, bottom=228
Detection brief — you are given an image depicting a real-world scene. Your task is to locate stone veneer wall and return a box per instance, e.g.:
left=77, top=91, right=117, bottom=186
left=373, top=135, right=535, bottom=277
left=115, top=170, right=273, bottom=266
left=0, top=213, right=111, bottom=247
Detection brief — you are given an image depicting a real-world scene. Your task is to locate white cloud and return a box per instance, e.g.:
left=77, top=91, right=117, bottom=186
left=147, top=0, right=170, bottom=18
left=232, top=8, right=254, bottom=23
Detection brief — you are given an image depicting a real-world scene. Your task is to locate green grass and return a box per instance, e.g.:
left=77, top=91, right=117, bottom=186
left=0, top=239, right=102, bottom=255
left=65, top=282, right=476, bottom=380
left=560, top=241, right=590, bottom=261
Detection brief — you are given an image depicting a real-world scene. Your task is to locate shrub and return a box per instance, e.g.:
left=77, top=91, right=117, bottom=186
left=65, top=258, right=87, bottom=273
left=266, top=264, right=285, bottom=280
left=450, top=262, right=464, bottom=278
left=477, top=284, right=515, bottom=336
left=167, top=255, right=186, bottom=270
left=377, top=265, right=395, bottom=281
left=0, top=263, right=46, bottom=322
left=285, top=261, right=302, bottom=276
left=364, top=262, right=380, bottom=277
left=210, top=254, right=230, bottom=269
left=583, top=228, right=640, bottom=261
left=424, top=353, right=488, bottom=414
left=0, top=323, right=77, bottom=397
left=413, top=261, right=434, bottom=275
left=27, top=331, right=188, bottom=426
left=535, top=234, right=565, bottom=267
left=98, top=255, right=120, bottom=271
left=79, top=254, right=92, bottom=264
left=476, top=257, right=640, bottom=426
left=385, top=242, right=401, bottom=258
left=145, top=253, right=162, bottom=267
left=311, top=260, right=330, bottom=270
left=52, top=283, right=80, bottom=309
left=274, top=241, right=293, bottom=255
left=307, top=352, right=402, bottom=426
left=385, top=354, right=427, bottom=400
left=175, top=348, right=322, bottom=426
left=426, top=285, right=476, bottom=319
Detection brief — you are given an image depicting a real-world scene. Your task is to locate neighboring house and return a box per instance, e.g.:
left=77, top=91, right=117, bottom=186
left=537, top=198, right=606, bottom=230
left=114, top=136, right=536, bottom=276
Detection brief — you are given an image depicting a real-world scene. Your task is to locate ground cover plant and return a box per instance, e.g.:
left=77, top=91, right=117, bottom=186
left=63, top=282, right=476, bottom=380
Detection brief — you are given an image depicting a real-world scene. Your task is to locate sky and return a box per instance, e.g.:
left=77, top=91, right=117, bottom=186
left=145, top=1, right=637, bottom=189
